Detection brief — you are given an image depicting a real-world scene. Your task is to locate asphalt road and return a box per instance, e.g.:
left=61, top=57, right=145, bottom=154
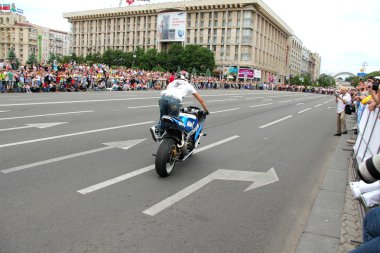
left=0, top=90, right=339, bottom=253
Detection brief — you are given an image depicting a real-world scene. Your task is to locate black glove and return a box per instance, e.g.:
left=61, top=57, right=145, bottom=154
left=205, top=110, right=209, bottom=115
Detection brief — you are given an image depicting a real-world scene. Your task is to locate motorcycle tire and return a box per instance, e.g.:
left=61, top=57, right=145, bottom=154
left=155, top=138, right=178, bottom=177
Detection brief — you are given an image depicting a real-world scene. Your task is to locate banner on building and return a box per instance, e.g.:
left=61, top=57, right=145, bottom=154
left=157, top=12, right=186, bottom=42
left=238, top=68, right=254, bottom=79
left=0, top=3, right=23, bottom=13
left=254, top=69, right=262, bottom=79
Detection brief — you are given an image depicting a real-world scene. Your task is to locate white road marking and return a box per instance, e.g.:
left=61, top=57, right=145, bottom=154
left=0, top=122, right=66, bottom=132
left=207, top=99, right=238, bottom=103
left=259, top=115, right=293, bottom=129
left=296, top=103, right=304, bottom=106
left=0, top=121, right=154, bottom=148
left=0, top=110, right=93, bottom=121
left=211, top=108, right=240, bottom=114
left=0, top=110, right=9, bottom=113
left=278, top=100, right=292, bottom=103
left=261, top=99, right=272, bottom=101
left=298, top=108, right=312, bottom=114
left=1, top=139, right=146, bottom=174
left=314, top=104, right=323, bottom=108
left=249, top=103, right=273, bottom=108
left=128, top=105, right=157, bottom=109
left=244, top=97, right=264, bottom=100
left=77, top=135, right=240, bottom=195
left=0, top=97, right=161, bottom=107
left=143, top=168, right=279, bottom=216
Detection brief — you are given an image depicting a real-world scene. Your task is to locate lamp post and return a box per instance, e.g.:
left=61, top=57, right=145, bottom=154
left=220, top=49, right=225, bottom=80
left=132, top=53, right=136, bottom=67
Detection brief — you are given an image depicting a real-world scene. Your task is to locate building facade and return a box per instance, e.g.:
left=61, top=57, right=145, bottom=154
left=64, top=0, right=320, bottom=82
left=0, top=11, right=70, bottom=65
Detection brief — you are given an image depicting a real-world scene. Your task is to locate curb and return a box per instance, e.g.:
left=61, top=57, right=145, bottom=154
left=295, top=130, right=355, bottom=253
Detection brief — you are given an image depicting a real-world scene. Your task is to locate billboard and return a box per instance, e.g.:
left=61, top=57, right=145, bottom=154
left=238, top=68, right=254, bottom=79
left=157, top=12, right=186, bottom=42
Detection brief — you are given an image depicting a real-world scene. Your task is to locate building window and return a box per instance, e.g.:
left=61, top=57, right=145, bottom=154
left=242, top=29, right=251, bottom=44
left=237, top=11, right=241, bottom=27
left=243, top=11, right=253, bottom=27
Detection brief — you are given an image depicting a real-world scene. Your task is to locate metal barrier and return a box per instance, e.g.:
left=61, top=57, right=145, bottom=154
left=353, top=107, right=380, bottom=164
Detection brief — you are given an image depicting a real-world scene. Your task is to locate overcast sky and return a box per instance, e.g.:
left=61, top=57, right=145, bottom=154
left=9, top=0, right=380, bottom=75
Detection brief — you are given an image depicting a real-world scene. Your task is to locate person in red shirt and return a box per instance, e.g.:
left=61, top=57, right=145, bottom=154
left=169, top=72, right=175, bottom=83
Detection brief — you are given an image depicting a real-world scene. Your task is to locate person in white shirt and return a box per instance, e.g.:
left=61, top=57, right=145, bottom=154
left=150, top=70, right=209, bottom=141
left=334, top=87, right=352, bottom=136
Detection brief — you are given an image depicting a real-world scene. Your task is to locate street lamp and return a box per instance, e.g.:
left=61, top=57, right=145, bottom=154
left=132, top=53, right=136, bottom=67
left=220, top=49, right=225, bottom=80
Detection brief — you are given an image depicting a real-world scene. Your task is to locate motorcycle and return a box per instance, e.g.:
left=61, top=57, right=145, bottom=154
left=153, top=106, right=207, bottom=177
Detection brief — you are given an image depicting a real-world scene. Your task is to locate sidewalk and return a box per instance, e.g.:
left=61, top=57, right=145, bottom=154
left=295, top=118, right=362, bottom=253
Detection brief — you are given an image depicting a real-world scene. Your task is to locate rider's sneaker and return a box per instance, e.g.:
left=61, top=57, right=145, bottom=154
left=150, top=126, right=161, bottom=142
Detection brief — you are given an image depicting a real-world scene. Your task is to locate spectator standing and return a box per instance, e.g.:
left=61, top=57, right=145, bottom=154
left=334, top=87, right=351, bottom=136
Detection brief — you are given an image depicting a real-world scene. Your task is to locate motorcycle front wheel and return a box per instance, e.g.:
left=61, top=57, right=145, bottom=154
left=155, top=138, right=178, bottom=177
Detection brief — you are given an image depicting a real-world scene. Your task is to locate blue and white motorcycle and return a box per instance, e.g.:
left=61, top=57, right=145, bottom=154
left=152, top=106, right=207, bottom=177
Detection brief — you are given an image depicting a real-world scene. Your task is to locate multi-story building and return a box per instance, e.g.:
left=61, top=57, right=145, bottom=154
left=0, top=11, right=70, bottom=65
left=63, top=0, right=320, bottom=82
left=310, top=52, right=321, bottom=82
left=301, top=46, right=310, bottom=75
left=287, top=35, right=302, bottom=77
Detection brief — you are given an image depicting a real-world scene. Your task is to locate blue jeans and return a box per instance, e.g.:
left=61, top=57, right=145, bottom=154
left=0, top=81, right=4, bottom=93
left=350, top=207, right=380, bottom=253
left=156, top=95, right=181, bottom=133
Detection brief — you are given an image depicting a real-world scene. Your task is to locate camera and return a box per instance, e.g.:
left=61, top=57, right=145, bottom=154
left=358, top=154, right=380, bottom=183
left=334, top=91, right=339, bottom=97
left=373, top=80, right=379, bottom=91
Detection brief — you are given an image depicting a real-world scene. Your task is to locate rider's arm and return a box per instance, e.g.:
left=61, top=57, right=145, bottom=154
left=193, top=93, right=209, bottom=112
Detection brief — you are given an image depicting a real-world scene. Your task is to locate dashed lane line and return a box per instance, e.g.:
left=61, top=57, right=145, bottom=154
left=259, top=115, right=293, bottom=129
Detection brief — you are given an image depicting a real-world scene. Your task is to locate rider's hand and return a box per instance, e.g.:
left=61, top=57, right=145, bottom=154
left=205, top=110, right=209, bottom=115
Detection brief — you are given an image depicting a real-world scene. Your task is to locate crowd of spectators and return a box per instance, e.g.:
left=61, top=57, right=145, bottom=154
left=0, top=62, right=336, bottom=94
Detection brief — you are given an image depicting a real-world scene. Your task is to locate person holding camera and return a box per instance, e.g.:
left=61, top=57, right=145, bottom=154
left=334, top=87, right=352, bottom=136
left=366, top=77, right=380, bottom=112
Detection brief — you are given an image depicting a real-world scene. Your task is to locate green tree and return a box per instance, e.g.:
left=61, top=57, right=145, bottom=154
left=47, top=53, right=56, bottom=65
left=166, top=43, right=184, bottom=72
left=26, top=52, right=38, bottom=65
left=7, top=48, right=19, bottom=69
left=317, top=73, right=336, bottom=87
left=141, top=48, right=159, bottom=70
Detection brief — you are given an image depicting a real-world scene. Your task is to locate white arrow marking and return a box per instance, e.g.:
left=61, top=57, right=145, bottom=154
left=143, top=168, right=279, bottom=216
left=1, top=139, right=146, bottom=174
left=0, top=121, right=154, bottom=148
left=0, top=110, right=93, bottom=121
left=0, top=122, right=66, bottom=132
left=77, top=135, right=240, bottom=195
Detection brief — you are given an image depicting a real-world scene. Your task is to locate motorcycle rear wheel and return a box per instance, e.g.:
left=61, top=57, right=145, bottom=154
left=155, top=138, right=178, bottom=177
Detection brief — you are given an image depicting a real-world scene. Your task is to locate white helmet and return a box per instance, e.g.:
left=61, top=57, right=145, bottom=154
left=176, top=70, right=190, bottom=81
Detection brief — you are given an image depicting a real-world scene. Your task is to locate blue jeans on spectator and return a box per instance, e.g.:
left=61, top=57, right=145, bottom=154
left=0, top=81, right=4, bottom=93
left=156, top=95, right=181, bottom=134
left=350, top=207, right=380, bottom=253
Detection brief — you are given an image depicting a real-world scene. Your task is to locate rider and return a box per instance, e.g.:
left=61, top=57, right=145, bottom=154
left=150, top=70, right=209, bottom=142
